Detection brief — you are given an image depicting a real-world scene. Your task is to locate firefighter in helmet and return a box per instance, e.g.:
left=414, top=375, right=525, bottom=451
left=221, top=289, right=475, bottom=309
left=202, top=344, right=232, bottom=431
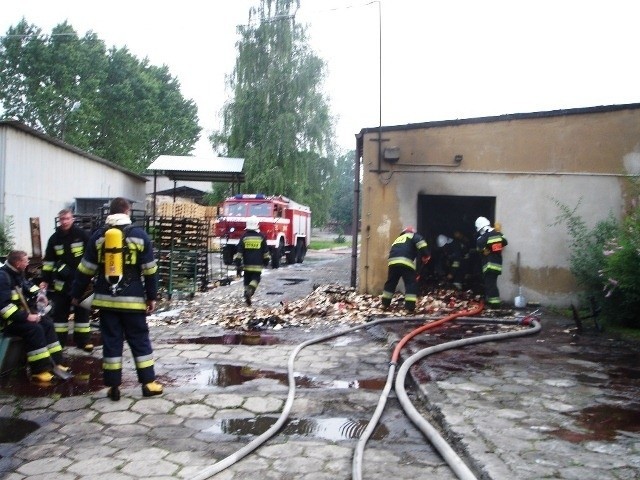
left=475, top=216, right=508, bottom=308
left=71, top=197, right=162, bottom=401
left=381, top=226, right=430, bottom=311
left=234, top=216, right=271, bottom=306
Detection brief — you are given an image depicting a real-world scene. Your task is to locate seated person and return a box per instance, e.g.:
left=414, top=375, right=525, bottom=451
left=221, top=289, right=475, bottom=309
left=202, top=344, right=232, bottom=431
left=0, top=250, right=68, bottom=382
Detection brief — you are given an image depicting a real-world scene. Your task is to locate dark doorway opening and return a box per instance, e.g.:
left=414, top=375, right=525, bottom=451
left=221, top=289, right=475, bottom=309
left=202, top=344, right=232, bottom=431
left=417, top=194, right=496, bottom=292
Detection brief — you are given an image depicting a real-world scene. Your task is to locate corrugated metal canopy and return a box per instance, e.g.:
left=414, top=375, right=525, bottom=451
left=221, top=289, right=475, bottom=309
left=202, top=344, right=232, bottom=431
left=147, top=155, right=245, bottom=183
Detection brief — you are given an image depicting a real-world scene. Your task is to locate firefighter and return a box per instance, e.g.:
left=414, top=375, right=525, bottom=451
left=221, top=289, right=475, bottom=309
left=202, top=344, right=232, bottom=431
left=436, top=234, right=464, bottom=289
left=70, top=197, right=162, bottom=401
left=0, top=250, right=68, bottom=383
left=42, top=208, right=92, bottom=352
left=381, top=226, right=430, bottom=311
left=234, top=215, right=271, bottom=306
left=475, top=216, right=508, bottom=308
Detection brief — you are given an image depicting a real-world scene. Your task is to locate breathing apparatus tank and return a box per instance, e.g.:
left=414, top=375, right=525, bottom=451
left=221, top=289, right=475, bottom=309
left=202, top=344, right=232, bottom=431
left=104, top=227, right=124, bottom=293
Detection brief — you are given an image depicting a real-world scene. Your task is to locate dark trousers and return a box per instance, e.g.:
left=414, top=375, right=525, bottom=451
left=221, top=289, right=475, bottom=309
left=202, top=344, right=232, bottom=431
left=382, top=264, right=418, bottom=310
left=100, top=310, right=156, bottom=387
left=243, top=270, right=262, bottom=292
left=483, top=271, right=501, bottom=306
left=4, top=315, right=63, bottom=373
left=51, top=292, right=91, bottom=348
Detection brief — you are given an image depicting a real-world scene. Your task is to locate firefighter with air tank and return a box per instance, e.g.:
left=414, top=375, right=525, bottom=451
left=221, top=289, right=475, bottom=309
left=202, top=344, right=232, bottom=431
left=71, top=197, right=162, bottom=401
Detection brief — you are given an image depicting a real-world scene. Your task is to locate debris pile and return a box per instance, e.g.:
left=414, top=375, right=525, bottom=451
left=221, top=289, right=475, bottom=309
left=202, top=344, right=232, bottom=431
left=149, top=283, right=484, bottom=331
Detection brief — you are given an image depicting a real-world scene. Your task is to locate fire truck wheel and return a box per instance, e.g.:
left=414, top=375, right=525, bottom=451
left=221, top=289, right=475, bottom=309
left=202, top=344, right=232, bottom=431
left=285, top=249, right=296, bottom=265
left=271, top=245, right=282, bottom=269
left=295, top=241, right=307, bottom=263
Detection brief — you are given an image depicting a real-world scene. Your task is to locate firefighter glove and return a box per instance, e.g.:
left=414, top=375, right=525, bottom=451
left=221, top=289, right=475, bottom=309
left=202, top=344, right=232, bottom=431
left=234, top=257, right=242, bottom=268
left=263, top=257, right=270, bottom=267
left=421, top=255, right=431, bottom=265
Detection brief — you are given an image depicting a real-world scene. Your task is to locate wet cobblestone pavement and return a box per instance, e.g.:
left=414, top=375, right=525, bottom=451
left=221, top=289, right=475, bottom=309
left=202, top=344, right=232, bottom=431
left=1, top=248, right=639, bottom=479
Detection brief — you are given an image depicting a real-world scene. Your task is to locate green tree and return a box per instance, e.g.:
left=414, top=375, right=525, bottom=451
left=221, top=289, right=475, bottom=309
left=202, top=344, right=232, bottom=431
left=329, top=150, right=358, bottom=233
left=210, top=0, right=336, bottom=225
left=0, top=19, right=200, bottom=172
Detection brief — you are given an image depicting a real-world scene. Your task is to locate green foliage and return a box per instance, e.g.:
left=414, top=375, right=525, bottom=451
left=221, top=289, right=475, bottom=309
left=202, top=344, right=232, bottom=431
left=554, top=197, right=640, bottom=329
left=329, top=150, right=358, bottom=231
left=0, top=19, right=200, bottom=172
left=552, top=199, right=618, bottom=295
left=600, top=205, right=640, bottom=327
left=210, top=0, right=336, bottom=227
left=0, top=216, right=15, bottom=256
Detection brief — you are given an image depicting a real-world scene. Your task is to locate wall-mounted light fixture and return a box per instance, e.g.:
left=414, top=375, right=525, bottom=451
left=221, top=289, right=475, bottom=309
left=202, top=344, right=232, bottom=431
left=454, top=154, right=463, bottom=164
left=383, top=146, right=400, bottom=163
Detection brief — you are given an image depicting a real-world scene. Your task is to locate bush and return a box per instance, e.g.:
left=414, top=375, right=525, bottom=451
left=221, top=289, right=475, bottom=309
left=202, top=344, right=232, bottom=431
left=554, top=198, right=640, bottom=329
left=0, top=216, right=15, bottom=256
left=601, top=206, right=640, bottom=327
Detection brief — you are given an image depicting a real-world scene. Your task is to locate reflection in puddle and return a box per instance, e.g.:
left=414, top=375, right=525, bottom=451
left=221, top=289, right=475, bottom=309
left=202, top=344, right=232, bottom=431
left=551, top=404, right=640, bottom=442
left=0, top=417, right=40, bottom=442
left=207, top=416, right=389, bottom=440
left=189, top=364, right=386, bottom=390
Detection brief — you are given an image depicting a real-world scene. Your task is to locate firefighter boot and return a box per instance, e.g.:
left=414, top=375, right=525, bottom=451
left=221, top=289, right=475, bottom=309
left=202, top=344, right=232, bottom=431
left=244, top=286, right=255, bottom=306
left=107, top=386, right=121, bottom=401
left=142, top=381, right=163, bottom=397
left=31, top=371, right=54, bottom=383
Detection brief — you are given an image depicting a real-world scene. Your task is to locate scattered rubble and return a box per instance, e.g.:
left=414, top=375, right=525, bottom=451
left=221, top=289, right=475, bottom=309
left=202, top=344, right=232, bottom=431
left=148, top=283, right=494, bottom=331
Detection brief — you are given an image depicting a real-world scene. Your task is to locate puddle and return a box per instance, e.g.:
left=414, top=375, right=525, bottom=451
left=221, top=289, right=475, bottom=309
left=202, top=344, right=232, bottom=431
left=186, top=364, right=386, bottom=390
left=551, top=404, right=640, bottom=442
left=169, top=333, right=279, bottom=346
left=207, top=416, right=389, bottom=440
left=280, top=278, right=307, bottom=285
left=0, top=417, right=40, bottom=442
left=0, top=355, right=122, bottom=399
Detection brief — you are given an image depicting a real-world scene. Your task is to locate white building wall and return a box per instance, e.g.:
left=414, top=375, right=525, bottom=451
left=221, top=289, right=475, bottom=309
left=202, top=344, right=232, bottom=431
left=1, top=125, right=146, bottom=253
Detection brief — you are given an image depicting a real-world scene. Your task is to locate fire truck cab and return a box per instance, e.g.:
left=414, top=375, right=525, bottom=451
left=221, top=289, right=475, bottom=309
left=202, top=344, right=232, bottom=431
left=214, top=194, right=311, bottom=268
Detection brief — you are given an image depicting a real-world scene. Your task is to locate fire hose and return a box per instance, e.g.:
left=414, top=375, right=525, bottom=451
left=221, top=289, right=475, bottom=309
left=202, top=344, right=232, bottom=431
left=191, top=310, right=541, bottom=480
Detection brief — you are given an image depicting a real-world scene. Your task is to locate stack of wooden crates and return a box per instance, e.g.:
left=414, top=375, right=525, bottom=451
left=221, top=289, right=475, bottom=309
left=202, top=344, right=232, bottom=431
left=154, top=203, right=217, bottom=298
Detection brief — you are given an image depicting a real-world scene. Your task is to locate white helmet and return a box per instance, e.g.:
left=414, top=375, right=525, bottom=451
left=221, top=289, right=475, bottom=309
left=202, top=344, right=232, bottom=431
left=246, top=216, right=260, bottom=231
left=436, top=234, right=452, bottom=248
left=475, top=216, right=491, bottom=233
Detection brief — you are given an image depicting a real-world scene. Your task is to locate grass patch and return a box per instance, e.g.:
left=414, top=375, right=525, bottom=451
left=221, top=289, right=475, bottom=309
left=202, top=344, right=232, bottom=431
left=309, top=239, right=352, bottom=250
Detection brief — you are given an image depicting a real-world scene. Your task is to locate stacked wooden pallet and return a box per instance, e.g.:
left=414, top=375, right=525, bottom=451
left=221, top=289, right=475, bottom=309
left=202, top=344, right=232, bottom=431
left=156, top=202, right=207, bottom=219
left=154, top=217, right=209, bottom=297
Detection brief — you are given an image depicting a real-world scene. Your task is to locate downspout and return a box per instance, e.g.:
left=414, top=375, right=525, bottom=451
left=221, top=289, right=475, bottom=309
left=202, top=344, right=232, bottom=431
left=350, top=137, right=362, bottom=288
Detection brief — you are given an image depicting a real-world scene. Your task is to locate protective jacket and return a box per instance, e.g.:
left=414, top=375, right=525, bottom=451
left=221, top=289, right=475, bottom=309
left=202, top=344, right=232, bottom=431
left=0, top=262, right=63, bottom=372
left=234, top=230, right=270, bottom=272
left=42, top=225, right=89, bottom=293
left=0, top=264, right=39, bottom=327
left=70, top=220, right=158, bottom=311
left=387, top=232, right=430, bottom=269
left=476, top=228, right=508, bottom=273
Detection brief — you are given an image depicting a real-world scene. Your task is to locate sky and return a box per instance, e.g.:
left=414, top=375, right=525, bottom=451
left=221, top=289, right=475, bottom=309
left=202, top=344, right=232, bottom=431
left=2, top=0, right=639, bottom=156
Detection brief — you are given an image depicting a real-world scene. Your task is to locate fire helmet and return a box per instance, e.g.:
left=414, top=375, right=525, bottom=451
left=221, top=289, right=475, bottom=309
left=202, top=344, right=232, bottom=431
left=246, top=216, right=260, bottom=231
left=436, top=234, right=452, bottom=248
left=475, top=216, right=491, bottom=233
left=402, top=225, right=415, bottom=234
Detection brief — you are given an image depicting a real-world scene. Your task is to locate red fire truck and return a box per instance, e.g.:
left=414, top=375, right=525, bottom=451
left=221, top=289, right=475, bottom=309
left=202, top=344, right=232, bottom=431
left=214, top=194, right=311, bottom=268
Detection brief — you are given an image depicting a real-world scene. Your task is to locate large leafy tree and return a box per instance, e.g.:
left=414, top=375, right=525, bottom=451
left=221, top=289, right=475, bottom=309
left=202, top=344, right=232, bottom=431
left=210, top=0, right=336, bottom=226
left=0, top=19, right=200, bottom=172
